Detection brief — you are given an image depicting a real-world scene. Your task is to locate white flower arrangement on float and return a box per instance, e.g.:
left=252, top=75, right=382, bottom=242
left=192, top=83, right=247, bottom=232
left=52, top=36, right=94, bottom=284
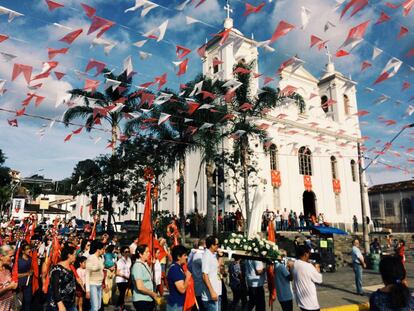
left=222, top=233, right=279, bottom=261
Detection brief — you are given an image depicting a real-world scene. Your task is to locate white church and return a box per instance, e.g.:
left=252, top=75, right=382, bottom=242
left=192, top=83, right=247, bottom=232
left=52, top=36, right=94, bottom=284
left=159, top=13, right=370, bottom=234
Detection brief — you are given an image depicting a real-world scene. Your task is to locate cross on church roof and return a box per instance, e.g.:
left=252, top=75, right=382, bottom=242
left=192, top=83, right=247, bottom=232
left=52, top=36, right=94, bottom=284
left=224, top=0, right=233, bottom=19
left=325, top=45, right=333, bottom=64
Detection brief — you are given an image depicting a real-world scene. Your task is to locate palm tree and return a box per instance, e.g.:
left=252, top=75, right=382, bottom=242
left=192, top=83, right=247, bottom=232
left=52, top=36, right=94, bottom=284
left=227, top=60, right=305, bottom=233
left=125, top=89, right=198, bottom=243
left=63, top=69, right=139, bottom=229
left=180, top=75, right=227, bottom=235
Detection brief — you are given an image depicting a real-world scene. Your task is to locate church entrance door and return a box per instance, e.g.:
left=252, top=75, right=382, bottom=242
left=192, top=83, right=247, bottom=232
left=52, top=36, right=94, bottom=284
left=302, top=190, right=316, bottom=218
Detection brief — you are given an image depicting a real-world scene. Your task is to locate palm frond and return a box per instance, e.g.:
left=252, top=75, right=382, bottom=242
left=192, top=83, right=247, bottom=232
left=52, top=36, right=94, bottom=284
left=63, top=106, right=93, bottom=127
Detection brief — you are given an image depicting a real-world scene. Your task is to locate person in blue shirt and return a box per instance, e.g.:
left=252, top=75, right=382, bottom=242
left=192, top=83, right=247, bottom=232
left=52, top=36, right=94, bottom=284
left=274, top=251, right=294, bottom=311
left=245, top=259, right=266, bottom=311
left=166, top=245, right=192, bottom=311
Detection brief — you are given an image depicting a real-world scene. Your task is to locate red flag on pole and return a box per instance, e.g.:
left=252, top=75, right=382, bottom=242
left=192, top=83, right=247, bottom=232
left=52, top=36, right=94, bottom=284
left=182, top=263, right=197, bottom=311
left=11, top=242, right=21, bottom=283
left=31, top=249, right=39, bottom=293
left=138, top=182, right=153, bottom=253
left=267, top=220, right=277, bottom=306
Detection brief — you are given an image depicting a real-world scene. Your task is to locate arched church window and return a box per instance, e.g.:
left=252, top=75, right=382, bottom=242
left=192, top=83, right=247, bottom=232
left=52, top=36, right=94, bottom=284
left=343, top=94, right=350, bottom=115
left=330, top=156, right=338, bottom=179
left=213, top=57, right=220, bottom=74
left=321, top=95, right=329, bottom=113
left=350, top=160, right=357, bottom=182
left=298, top=147, right=312, bottom=176
left=269, top=144, right=278, bottom=170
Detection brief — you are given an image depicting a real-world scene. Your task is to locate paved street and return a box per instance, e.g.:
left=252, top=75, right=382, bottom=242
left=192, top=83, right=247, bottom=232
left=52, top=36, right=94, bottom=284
left=105, top=255, right=413, bottom=310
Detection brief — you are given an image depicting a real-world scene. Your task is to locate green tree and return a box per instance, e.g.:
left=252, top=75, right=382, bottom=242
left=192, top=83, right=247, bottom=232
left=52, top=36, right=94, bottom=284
left=226, top=60, right=305, bottom=232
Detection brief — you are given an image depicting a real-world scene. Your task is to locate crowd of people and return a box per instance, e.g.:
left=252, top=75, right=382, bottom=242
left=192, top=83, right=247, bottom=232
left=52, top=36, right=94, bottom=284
left=0, top=213, right=411, bottom=311
left=261, top=209, right=332, bottom=232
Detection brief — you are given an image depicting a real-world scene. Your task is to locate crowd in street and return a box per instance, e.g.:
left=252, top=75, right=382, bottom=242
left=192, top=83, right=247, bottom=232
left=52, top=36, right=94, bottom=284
left=0, top=214, right=411, bottom=311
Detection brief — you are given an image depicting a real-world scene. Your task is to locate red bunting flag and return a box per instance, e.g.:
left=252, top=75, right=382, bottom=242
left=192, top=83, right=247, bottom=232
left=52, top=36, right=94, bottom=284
left=16, top=107, right=26, bottom=116
left=336, top=50, right=349, bottom=57
left=403, top=0, right=414, bottom=16
left=407, top=47, right=414, bottom=57
left=0, top=34, right=9, bottom=43
left=375, top=11, right=390, bottom=25
left=85, top=59, right=106, bottom=76
left=81, top=3, right=96, bottom=18
left=195, top=0, right=206, bottom=8
left=54, top=72, right=65, bottom=80
left=87, top=16, right=115, bottom=38
left=48, top=47, right=69, bottom=59
left=64, top=133, right=73, bottom=142
left=270, top=20, right=295, bottom=44
left=59, top=29, right=83, bottom=44
left=397, top=26, right=409, bottom=39
left=361, top=60, right=372, bottom=71
left=7, top=119, right=18, bottom=127
left=341, top=0, right=368, bottom=19
left=155, top=73, right=167, bottom=90
left=212, top=28, right=232, bottom=46
left=354, top=110, right=370, bottom=116
left=342, top=20, right=370, bottom=48
left=12, top=63, right=32, bottom=84
left=244, top=2, right=266, bottom=16
left=197, top=45, right=206, bottom=58
left=187, top=101, right=200, bottom=115
left=176, top=59, right=189, bottom=76
left=72, top=127, right=83, bottom=134
left=385, top=2, right=401, bottom=9
left=176, top=45, right=191, bottom=59
left=263, top=76, right=274, bottom=85
left=310, top=35, right=323, bottom=48
left=84, top=79, right=100, bottom=92
left=402, top=81, right=411, bottom=90
left=45, top=0, right=64, bottom=11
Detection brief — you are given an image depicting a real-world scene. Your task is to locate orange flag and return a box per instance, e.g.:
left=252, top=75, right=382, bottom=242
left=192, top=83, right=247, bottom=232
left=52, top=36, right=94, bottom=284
left=11, top=242, right=21, bottom=283
left=31, top=249, right=39, bottom=293
left=182, top=264, right=196, bottom=311
left=138, top=182, right=153, bottom=254
left=267, top=220, right=277, bottom=306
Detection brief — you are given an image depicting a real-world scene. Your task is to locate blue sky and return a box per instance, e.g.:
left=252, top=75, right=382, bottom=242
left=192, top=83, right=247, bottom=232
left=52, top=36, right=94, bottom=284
left=0, top=0, right=413, bottom=185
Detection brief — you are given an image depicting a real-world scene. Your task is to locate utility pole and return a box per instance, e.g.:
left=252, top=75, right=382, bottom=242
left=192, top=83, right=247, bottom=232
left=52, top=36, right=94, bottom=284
left=357, top=143, right=370, bottom=253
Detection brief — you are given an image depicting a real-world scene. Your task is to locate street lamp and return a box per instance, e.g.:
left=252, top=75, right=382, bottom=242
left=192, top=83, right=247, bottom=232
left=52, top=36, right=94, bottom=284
left=358, top=123, right=414, bottom=253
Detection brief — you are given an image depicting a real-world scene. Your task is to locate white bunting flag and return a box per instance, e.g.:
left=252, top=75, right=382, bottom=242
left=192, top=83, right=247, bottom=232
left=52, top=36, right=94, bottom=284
left=372, top=47, right=383, bottom=60
left=158, top=112, right=171, bottom=125
left=300, top=6, right=311, bottom=29
left=123, top=55, right=133, bottom=76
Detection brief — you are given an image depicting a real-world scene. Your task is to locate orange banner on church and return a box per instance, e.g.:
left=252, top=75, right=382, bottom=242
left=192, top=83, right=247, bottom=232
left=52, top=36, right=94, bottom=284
left=271, top=170, right=281, bottom=187
left=304, top=175, right=312, bottom=192
left=332, top=179, right=341, bottom=194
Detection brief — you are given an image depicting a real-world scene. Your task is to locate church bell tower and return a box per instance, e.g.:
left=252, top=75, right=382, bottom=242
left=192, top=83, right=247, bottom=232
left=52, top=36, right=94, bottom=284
left=200, top=1, right=259, bottom=90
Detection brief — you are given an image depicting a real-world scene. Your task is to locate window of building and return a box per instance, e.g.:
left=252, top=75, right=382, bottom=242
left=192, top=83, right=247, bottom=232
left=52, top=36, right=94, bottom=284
left=321, top=95, right=329, bottom=113
left=330, top=156, right=338, bottom=179
left=269, top=144, right=278, bottom=171
left=371, top=200, right=381, bottom=217
left=343, top=94, right=350, bottom=115
left=213, top=57, right=220, bottom=73
left=385, top=200, right=395, bottom=216
left=298, top=147, right=312, bottom=176
left=401, top=198, right=412, bottom=215
left=350, top=160, right=357, bottom=182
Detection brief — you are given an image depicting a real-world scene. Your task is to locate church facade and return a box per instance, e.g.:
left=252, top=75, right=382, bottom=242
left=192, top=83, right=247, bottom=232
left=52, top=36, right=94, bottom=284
left=158, top=16, right=370, bottom=233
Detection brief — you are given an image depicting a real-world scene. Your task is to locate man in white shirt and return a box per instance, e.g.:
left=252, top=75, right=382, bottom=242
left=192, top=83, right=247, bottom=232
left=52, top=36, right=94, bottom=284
left=245, top=259, right=266, bottom=311
left=201, top=235, right=221, bottom=311
left=129, top=237, right=139, bottom=256
left=292, top=245, right=323, bottom=311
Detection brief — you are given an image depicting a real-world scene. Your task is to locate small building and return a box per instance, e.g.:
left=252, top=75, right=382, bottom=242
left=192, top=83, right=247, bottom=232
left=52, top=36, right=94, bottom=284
left=368, top=180, right=414, bottom=232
